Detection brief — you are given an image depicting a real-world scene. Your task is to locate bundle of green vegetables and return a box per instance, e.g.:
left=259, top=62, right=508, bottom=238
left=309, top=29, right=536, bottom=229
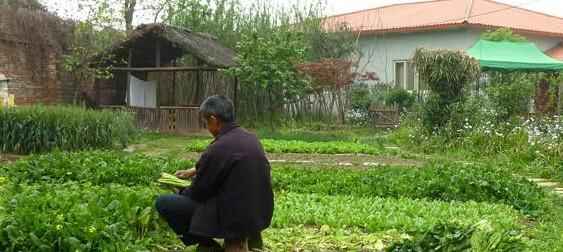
left=158, top=173, right=190, bottom=188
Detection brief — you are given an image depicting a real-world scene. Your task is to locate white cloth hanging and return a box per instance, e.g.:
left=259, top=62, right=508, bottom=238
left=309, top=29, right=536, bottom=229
left=129, top=75, right=157, bottom=108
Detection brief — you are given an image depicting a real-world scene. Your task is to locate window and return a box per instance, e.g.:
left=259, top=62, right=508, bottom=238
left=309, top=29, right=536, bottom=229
left=394, top=60, right=418, bottom=91
left=395, top=61, right=405, bottom=88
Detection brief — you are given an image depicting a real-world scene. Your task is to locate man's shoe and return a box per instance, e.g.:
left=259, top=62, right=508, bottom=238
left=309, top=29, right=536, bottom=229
left=248, top=233, right=263, bottom=251
left=196, top=245, right=224, bottom=252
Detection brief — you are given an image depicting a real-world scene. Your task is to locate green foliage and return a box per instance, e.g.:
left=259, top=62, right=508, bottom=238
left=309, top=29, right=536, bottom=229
left=274, top=192, right=523, bottom=234
left=0, top=106, right=136, bottom=154
left=186, top=138, right=382, bottom=155
left=224, top=29, right=312, bottom=126
left=486, top=74, right=534, bottom=121
left=226, top=30, right=309, bottom=100
left=387, top=221, right=525, bottom=252
left=256, top=128, right=353, bottom=142
left=272, top=162, right=547, bottom=216
left=62, top=2, right=127, bottom=104
left=421, top=94, right=457, bottom=131
left=385, top=89, right=416, bottom=112
left=169, top=0, right=355, bottom=61
left=413, top=48, right=480, bottom=132
left=0, top=183, right=166, bottom=251
left=350, top=84, right=372, bottom=111
left=413, top=49, right=480, bottom=101
left=169, top=0, right=357, bottom=124
left=481, top=28, right=527, bottom=42
left=1, top=151, right=193, bottom=186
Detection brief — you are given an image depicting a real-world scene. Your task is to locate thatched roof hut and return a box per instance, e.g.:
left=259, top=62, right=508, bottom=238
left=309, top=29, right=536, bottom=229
left=99, top=23, right=236, bottom=68
left=90, top=24, right=238, bottom=133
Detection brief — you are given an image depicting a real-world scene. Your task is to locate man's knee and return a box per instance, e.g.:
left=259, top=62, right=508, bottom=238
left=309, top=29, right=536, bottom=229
left=155, top=194, right=174, bottom=215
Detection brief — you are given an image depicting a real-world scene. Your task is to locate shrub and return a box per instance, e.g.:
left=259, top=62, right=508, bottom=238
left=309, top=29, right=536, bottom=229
left=0, top=106, right=136, bottom=154
left=385, top=89, right=415, bottom=112
left=1, top=151, right=193, bottom=186
left=487, top=78, right=534, bottom=121
left=413, top=49, right=480, bottom=132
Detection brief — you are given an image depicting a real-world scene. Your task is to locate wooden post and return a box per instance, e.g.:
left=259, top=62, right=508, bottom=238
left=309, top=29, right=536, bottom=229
left=172, top=60, right=177, bottom=106
left=155, top=39, right=162, bottom=130
left=234, top=76, right=239, bottom=113
left=194, top=58, right=202, bottom=105
left=126, top=49, right=133, bottom=106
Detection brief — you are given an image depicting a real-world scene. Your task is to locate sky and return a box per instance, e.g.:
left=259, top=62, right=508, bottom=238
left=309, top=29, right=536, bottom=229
left=40, top=0, right=563, bottom=27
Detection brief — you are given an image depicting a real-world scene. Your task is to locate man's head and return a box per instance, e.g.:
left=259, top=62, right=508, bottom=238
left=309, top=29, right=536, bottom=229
left=199, top=95, right=235, bottom=137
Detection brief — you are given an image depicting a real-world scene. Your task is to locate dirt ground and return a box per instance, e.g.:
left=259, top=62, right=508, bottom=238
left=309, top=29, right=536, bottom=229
left=169, top=151, right=423, bottom=168
left=0, top=154, right=23, bottom=164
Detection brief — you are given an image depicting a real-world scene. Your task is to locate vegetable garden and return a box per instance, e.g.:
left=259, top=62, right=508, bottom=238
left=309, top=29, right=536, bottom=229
left=0, top=106, right=562, bottom=251
left=1, top=1, right=562, bottom=251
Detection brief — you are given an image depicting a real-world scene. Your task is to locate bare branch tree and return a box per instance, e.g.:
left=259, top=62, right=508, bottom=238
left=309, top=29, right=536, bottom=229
left=123, top=0, right=136, bottom=31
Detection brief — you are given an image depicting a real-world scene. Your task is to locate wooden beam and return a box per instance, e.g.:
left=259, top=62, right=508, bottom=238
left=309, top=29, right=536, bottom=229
left=234, top=77, right=239, bottom=114
left=194, top=58, right=202, bottom=105
left=126, top=48, right=133, bottom=106
left=172, top=60, right=177, bottom=106
left=155, top=39, right=161, bottom=129
left=111, top=66, right=221, bottom=72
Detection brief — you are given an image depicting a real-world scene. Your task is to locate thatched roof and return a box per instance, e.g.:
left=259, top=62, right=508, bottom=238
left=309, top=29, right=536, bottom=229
left=100, top=24, right=235, bottom=68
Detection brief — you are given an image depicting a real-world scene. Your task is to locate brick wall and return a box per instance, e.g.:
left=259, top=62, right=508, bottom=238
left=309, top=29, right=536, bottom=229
left=0, top=6, right=74, bottom=106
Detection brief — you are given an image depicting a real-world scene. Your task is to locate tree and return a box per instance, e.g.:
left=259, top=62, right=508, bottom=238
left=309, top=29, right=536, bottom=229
left=123, top=0, right=136, bottom=32
left=3, top=0, right=45, bottom=10
left=413, top=48, right=480, bottom=132
left=61, top=0, right=126, bottom=104
left=225, top=30, right=310, bottom=128
left=481, top=27, right=527, bottom=42
left=297, top=58, right=354, bottom=123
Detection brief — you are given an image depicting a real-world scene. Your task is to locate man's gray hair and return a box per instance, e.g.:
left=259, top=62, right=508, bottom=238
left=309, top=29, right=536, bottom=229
left=200, top=95, right=235, bottom=123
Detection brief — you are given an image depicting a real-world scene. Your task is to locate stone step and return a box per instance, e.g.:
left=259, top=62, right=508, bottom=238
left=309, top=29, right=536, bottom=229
left=537, top=182, right=560, bottom=188
left=528, top=178, right=549, bottom=183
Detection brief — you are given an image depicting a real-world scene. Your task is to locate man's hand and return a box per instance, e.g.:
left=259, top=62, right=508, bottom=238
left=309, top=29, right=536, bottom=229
left=175, top=168, right=196, bottom=179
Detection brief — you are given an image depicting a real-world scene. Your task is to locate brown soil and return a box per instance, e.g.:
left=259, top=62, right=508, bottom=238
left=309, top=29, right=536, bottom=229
left=0, top=153, right=24, bottom=164
left=178, top=152, right=423, bottom=167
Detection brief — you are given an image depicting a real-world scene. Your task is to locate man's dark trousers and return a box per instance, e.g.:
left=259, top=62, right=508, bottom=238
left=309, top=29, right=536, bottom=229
left=155, top=194, right=219, bottom=246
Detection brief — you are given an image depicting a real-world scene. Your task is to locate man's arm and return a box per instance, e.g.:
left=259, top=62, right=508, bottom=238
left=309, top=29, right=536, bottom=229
left=175, top=168, right=196, bottom=179
left=180, top=150, right=231, bottom=202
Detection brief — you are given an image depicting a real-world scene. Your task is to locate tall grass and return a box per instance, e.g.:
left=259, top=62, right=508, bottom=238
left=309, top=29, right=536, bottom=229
left=0, top=106, right=136, bottom=154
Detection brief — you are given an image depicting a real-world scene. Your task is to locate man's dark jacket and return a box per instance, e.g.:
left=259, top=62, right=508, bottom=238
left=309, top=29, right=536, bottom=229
left=182, top=123, right=274, bottom=239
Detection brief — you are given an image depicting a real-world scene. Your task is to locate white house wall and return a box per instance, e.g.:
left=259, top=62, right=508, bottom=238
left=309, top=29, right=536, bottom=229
left=358, top=28, right=563, bottom=85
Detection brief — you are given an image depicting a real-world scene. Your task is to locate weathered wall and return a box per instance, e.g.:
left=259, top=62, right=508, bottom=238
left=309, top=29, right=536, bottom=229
left=0, top=7, right=73, bottom=105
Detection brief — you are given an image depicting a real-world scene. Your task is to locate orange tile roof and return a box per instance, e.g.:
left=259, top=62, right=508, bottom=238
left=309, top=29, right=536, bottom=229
left=324, top=0, right=563, bottom=37
left=547, top=43, right=563, bottom=60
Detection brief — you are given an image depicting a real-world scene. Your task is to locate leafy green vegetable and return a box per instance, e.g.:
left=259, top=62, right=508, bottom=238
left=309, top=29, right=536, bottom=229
left=158, top=172, right=190, bottom=188
left=0, top=183, right=170, bottom=251
left=186, top=138, right=382, bottom=155
left=272, top=162, right=547, bottom=216
left=273, top=192, right=524, bottom=234
left=0, top=151, right=193, bottom=186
